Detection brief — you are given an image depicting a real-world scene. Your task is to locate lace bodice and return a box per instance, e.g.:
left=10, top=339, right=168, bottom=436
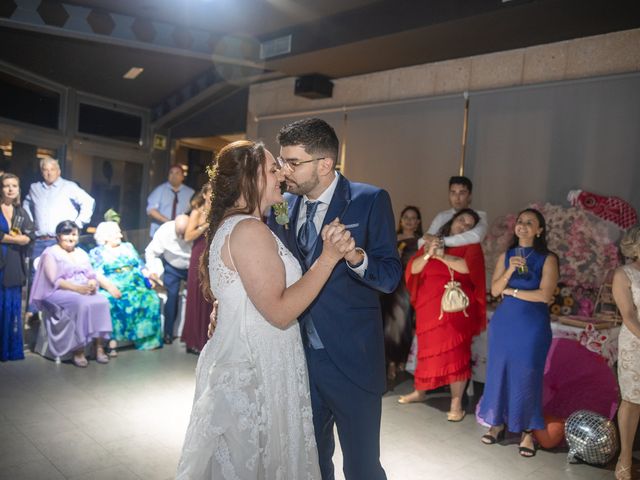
left=177, top=215, right=319, bottom=480
left=623, top=265, right=640, bottom=313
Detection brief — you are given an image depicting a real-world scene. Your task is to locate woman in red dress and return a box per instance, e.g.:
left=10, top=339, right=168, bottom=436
left=400, top=208, right=486, bottom=421
left=182, top=183, right=213, bottom=353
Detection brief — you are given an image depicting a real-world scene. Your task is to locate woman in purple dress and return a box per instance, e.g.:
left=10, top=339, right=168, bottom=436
left=30, top=220, right=115, bottom=367
left=182, top=183, right=213, bottom=354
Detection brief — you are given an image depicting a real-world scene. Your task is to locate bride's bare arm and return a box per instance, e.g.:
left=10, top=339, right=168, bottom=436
left=228, top=218, right=353, bottom=329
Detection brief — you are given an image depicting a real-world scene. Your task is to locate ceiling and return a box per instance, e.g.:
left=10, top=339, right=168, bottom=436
left=0, top=0, right=639, bottom=127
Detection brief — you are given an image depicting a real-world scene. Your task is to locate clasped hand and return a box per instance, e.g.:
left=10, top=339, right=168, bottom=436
left=320, top=218, right=356, bottom=262
left=76, top=279, right=98, bottom=295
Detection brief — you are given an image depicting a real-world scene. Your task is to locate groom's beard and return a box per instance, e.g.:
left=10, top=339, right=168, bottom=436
left=285, top=172, right=319, bottom=197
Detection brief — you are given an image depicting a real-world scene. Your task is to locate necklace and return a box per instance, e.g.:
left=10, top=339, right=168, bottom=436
left=522, top=250, right=534, bottom=260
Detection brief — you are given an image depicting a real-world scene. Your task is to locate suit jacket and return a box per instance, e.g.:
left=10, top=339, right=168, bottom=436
left=268, top=174, right=402, bottom=394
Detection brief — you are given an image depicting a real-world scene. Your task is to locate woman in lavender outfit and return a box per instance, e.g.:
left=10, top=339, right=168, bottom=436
left=30, top=220, right=115, bottom=367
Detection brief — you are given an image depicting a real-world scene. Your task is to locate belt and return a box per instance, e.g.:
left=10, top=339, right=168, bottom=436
left=36, top=235, right=56, bottom=240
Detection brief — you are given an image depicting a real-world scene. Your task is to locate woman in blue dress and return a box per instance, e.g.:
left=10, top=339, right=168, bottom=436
left=0, top=173, right=35, bottom=361
left=90, top=221, right=162, bottom=353
left=477, top=208, right=558, bottom=457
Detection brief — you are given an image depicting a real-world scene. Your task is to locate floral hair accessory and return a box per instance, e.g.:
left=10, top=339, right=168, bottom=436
left=104, top=209, right=121, bottom=223
left=273, top=201, right=289, bottom=230
left=206, top=164, right=217, bottom=179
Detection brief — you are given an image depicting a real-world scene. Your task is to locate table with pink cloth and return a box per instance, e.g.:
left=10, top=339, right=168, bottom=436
left=471, top=312, right=620, bottom=383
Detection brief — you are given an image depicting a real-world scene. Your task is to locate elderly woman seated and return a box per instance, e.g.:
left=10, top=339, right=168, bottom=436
left=89, top=221, right=162, bottom=354
left=30, top=220, right=115, bottom=367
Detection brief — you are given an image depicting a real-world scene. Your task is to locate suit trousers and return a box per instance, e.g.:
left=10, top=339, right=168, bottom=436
left=306, top=347, right=386, bottom=480
left=162, top=259, right=188, bottom=338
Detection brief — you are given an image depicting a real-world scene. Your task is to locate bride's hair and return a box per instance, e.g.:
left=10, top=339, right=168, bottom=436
left=199, top=140, right=267, bottom=302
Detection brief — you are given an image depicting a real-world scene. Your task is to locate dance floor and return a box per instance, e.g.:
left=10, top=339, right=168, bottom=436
left=0, top=342, right=625, bottom=479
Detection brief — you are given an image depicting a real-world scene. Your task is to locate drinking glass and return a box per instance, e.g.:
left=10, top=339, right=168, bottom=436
left=515, top=247, right=528, bottom=274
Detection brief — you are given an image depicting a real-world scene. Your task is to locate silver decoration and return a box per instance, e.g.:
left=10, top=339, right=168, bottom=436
left=565, top=410, right=619, bottom=465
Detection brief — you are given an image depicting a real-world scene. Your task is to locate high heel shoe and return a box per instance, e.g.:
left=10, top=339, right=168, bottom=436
left=615, top=461, right=632, bottom=480
left=518, top=430, right=536, bottom=458
left=481, top=425, right=505, bottom=444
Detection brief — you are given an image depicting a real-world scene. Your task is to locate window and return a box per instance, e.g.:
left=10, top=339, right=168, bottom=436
left=0, top=71, right=60, bottom=129
left=78, top=103, right=143, bottom=144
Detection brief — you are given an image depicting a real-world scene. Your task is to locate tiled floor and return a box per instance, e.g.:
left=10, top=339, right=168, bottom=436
left=0, top=343, right=626, bottom=480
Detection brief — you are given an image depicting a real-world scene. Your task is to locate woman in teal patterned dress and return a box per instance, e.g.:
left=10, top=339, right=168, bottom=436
left=90, top=221, right=162, bottom=353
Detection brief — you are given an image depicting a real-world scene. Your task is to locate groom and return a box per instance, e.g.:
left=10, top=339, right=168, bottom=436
left=267, top=118, right=401, bottom=480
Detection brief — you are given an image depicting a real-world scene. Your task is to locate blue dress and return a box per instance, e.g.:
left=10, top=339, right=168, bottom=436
left=478, top=247, right=551, bottom=431
left=0, top=214, right=24, bottom=361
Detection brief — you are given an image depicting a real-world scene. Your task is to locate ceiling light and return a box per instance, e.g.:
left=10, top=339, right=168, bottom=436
left=123, top=67, right=144, bottom=80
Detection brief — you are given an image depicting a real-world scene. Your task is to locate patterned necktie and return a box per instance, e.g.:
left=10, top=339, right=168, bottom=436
left=297, top=201, right=320, bottom=258
left=171, top=190, right=179, bottom=220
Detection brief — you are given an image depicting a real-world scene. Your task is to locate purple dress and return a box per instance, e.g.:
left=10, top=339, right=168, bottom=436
left=30, top=245, right=112, bottom=357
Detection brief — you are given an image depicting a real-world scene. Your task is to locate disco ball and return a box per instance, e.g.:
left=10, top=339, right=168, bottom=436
left=565, top=410, right=618, bottom=465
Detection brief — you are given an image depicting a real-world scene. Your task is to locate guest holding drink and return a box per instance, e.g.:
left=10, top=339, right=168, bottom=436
left=0, top=174, right=35, bottom=361
left=612, top=225, right=640, bottom=480
left=182, top=183, right=213, bottom=354
left=381, top=206, right=423, bottom=380
left=400, top=209, right=486, bottom=421
left=477, top=208, right=558, bottom=457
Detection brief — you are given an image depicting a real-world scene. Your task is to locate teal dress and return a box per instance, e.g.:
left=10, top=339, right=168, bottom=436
left=90, top=243, right=162, bottom=350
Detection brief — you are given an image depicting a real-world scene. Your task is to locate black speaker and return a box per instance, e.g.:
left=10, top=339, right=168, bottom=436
left=294, top=74, right=334, bottom=99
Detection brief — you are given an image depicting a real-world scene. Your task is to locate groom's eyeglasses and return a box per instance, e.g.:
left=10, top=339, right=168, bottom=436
left=276, top=156, right=326, bottom=171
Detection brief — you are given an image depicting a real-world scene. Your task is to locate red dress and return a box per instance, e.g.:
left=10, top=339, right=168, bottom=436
left=182, top=236, right=213, bottom=351
left=405, top=244, right=486, bottom=391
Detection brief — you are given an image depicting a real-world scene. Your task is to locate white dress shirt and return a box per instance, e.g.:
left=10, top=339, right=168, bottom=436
left=144, top=220, right=192, bottom=276
left=146, top=182, right=195, bottom=237
left=23, top=177, right=95, bottom=236
left=419, top=207, right=488, bottom=248
left=296, top=172, right=367, bottom=276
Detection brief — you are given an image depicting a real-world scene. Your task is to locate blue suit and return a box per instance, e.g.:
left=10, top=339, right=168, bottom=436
left=268, top=174, right=401, bottom=480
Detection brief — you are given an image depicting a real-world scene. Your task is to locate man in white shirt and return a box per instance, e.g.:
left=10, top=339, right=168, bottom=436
left=145, top=214, right=192, bottom=344
left=146, top=165, right=195, bottom=238
left=24, top=157, right=96, bottom=310
left=422, top=176, right=488, bottom=248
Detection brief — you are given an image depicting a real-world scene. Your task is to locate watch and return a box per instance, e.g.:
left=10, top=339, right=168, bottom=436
left=513, top=288, right=519, bottom=298
left=348, top=247, right=366, bottom=268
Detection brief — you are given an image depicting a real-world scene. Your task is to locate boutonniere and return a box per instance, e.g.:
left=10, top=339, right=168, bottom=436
left=273, top=200, right=289, bottom=230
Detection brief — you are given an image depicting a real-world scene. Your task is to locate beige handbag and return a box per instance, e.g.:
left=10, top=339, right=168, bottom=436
left=439, top=266, right=470, bottom=319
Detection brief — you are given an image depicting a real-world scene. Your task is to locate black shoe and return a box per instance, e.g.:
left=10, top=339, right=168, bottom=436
left=481, top=425, right=506, bottom=445
left=163, top=334, right=173, bottom=345
left=186, top=347, right=200, bottom=355
left=519, top=430, right=536, bottom=457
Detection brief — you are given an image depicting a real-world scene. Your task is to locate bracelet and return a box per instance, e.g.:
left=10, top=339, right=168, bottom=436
left=513, top=288, right=519, bottom=298
left=423, top=253, right=431, bottom=261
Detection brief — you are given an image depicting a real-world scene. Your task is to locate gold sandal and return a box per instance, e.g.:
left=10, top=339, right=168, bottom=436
left=446, top=410, right=466, bottom=422
left=615, top=462, right=632, bottom=480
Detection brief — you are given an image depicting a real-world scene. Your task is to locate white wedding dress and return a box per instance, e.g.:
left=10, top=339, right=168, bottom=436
left=176, top=215, right=321, bottom=480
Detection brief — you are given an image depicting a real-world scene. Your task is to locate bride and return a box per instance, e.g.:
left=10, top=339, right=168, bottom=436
left=176, top=140, right=354, bottom=479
